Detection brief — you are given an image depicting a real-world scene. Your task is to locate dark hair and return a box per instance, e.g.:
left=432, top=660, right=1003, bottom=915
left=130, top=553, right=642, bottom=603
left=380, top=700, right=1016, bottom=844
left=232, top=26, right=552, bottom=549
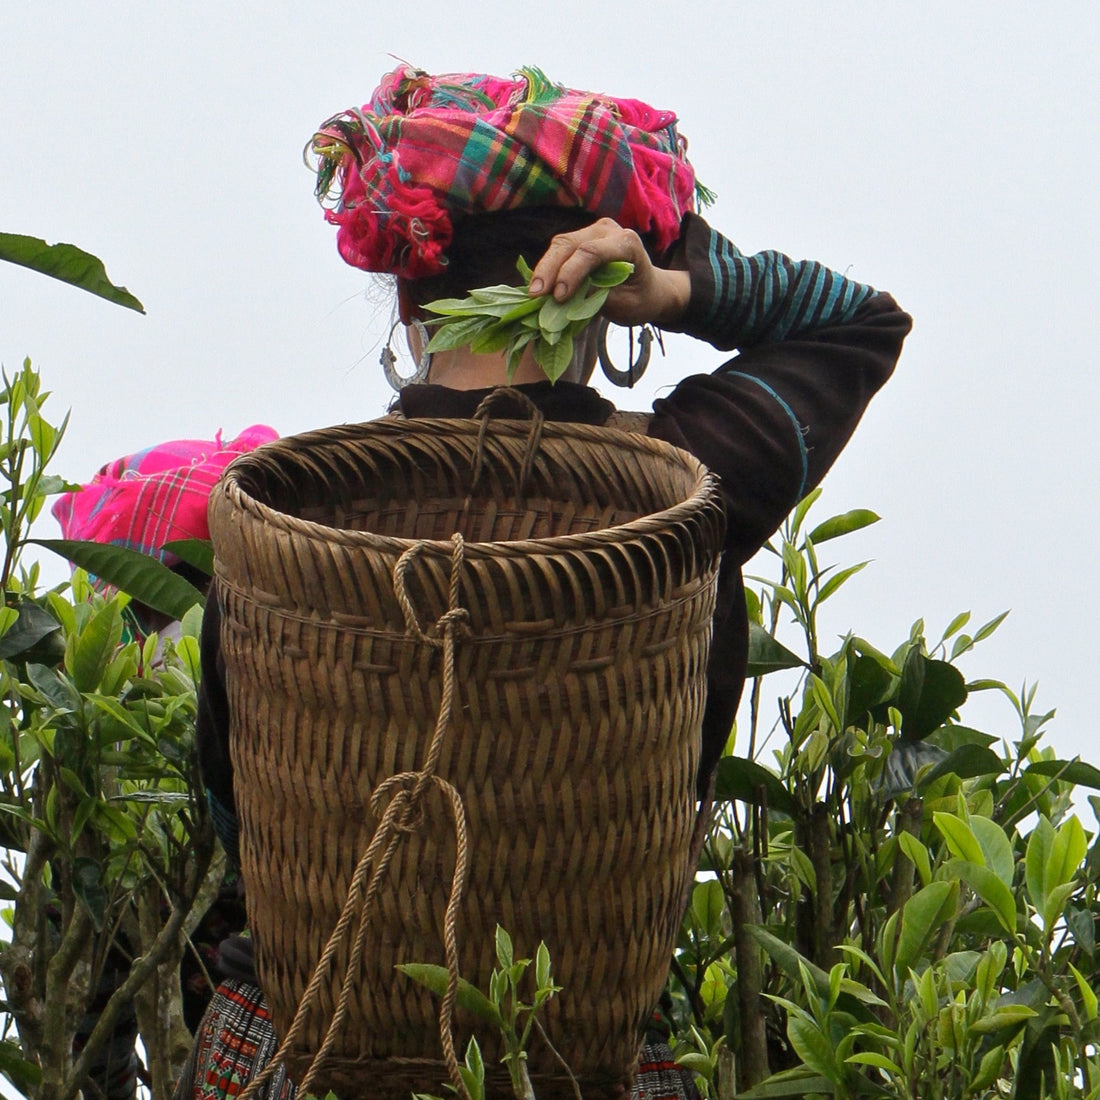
left=400, top=207, right=609, bottom=307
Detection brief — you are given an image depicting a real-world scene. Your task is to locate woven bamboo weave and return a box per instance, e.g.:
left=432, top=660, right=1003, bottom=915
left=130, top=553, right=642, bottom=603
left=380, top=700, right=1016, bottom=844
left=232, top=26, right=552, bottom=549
left=208, top=415, right=725, bottom=1099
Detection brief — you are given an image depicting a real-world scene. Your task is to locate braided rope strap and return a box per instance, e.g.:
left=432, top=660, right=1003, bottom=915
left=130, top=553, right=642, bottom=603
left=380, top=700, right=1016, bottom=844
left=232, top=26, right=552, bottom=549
left=471, top=387, right=545, bottom=498
left=239, top=533, right=473, bottom=1100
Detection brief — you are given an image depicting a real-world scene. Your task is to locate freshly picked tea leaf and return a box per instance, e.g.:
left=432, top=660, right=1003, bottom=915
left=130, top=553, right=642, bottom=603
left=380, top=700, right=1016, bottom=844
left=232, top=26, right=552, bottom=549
left=424, top=259, right=633, bottom=384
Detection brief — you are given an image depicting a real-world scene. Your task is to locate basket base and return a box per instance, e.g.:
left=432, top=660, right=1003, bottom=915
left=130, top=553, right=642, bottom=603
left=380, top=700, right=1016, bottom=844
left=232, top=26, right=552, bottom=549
left=283, top=1052, right=633, bottom=1100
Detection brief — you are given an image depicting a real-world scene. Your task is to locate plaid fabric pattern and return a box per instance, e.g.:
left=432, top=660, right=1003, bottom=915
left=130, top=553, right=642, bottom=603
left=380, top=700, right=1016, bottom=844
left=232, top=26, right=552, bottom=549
left=174, top=981, right=702, bottom=1100
left=51, top=426, right=277, bottom=570
left=173, top=980, right=295, bottom=1100
left=311, top=66, right=701, bottom=278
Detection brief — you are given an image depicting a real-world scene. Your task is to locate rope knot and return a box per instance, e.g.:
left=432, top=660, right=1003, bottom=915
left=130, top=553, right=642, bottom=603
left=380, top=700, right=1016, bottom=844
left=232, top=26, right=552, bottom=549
left=437, top=606, right=471, bottom=635
left=371, top=775, right=422, bottom=832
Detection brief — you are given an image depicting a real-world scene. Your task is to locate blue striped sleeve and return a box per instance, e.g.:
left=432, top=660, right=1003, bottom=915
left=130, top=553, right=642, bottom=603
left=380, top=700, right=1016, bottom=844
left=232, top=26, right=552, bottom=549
left=676, top=214, right=877, bottom=350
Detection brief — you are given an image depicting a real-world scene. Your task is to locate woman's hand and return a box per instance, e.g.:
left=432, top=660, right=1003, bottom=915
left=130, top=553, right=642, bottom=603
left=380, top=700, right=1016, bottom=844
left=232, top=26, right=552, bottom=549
left=528, top=218, right=690, bottom=328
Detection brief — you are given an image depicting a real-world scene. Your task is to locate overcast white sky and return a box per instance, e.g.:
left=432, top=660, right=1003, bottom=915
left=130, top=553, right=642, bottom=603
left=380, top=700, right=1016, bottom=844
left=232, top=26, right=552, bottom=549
left=2, top=2, right=1097, bottom=767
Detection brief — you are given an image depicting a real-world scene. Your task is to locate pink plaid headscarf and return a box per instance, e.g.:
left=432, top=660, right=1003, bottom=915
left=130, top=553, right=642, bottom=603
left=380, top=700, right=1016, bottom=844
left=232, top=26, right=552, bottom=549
left=311, top=65, right=707, bottom=279
left=52, top=426, right=278, bottom=564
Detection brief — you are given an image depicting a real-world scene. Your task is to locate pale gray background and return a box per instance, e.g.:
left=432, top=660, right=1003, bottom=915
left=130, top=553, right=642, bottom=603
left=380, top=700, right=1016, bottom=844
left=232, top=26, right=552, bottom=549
left=2, top=2, right=1097, bottom=766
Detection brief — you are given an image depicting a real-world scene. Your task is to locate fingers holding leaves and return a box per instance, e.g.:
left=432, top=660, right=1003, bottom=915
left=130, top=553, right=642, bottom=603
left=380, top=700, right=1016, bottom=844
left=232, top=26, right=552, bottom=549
left=529, top=218, right=689, bottom=328
left=529, top=219, right=649, bottom=300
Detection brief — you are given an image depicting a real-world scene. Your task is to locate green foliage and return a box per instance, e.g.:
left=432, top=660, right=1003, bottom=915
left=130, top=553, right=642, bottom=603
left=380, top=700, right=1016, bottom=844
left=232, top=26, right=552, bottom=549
left=32, top=539, right=205, bottom=620
left=1, top=358, right=203, bottom=624
left=423, top=259, right=633, bottom=383
left=400, top=926, right=562, bottom=1100
left=0, top=361, right=74, bottom=596
left=670, top=493, right=1100, bottom=1099
left=0, top=361, right=219, bottom=1100
left=0, top=233, right=144, bottom=313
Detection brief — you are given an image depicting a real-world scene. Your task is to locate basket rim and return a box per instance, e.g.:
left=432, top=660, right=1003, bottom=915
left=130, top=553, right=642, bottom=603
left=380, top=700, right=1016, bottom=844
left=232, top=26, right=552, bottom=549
left=212, top=417, right=723, bottom=562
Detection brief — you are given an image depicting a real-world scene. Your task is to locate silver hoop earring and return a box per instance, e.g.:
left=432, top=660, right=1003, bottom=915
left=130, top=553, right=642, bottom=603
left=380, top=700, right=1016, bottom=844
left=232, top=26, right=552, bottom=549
left=597, top=318, right=654, bottom=388
left=381, top=318, right=432, bottom=392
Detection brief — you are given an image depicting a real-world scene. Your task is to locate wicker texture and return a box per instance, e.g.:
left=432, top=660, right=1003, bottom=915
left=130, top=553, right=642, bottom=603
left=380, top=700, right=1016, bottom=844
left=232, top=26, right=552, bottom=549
left=208, top=416, right=725, bottom=1099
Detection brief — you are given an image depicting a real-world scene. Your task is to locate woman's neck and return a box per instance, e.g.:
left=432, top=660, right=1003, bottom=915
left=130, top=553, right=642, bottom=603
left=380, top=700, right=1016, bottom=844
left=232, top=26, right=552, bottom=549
left=425, top=348, right=552, bottom=390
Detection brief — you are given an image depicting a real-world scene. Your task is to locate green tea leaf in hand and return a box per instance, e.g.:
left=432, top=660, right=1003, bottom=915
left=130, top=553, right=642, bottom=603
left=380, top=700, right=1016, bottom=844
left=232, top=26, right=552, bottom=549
left=506, top=331, right=538, bottom=379
left=535, top=332, right=576, bottom=382
left=426, top=314, right=490, bottom=353
left=565, top=285, right=610, bottom=322
left=538, top=294, right=573, bottom=334
left=588, top=261, right=634, bottom=288
left=419, top=297, right=486, bottom=317
left=469, top=321, right=515, bottom=355
left=499, top=295, right=545, bottom=324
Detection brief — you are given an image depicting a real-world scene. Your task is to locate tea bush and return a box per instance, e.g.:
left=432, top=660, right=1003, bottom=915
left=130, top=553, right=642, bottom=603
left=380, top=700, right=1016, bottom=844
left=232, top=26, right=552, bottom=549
left=669, top=493, right=1100, bottom=1099
left=0, top=362, right=217, bottom=1100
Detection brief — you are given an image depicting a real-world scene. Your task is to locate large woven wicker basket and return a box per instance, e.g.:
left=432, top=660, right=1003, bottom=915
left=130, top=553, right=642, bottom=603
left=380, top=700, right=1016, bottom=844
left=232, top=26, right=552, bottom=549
left=208, top=413, right=725, bottom=1099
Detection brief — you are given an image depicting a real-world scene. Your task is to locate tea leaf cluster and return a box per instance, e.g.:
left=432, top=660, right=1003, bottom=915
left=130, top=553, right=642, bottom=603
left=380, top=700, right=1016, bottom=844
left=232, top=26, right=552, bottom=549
left=403, top=925, right=562, bottom=1100
left=424, top=260, right=633, bottom=382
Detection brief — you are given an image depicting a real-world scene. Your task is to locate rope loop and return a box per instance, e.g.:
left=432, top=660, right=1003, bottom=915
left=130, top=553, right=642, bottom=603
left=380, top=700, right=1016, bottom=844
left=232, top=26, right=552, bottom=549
left=471, top=385, right=546, bottom=496
left=393, top=533, right=470, bottom=643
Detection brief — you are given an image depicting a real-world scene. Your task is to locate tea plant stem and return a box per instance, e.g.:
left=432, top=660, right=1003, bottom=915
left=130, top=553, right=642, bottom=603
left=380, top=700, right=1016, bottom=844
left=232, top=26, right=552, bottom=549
left=60, top=827, right=215, bottom=1100
left=41, top=904, right=94, bottom=1100
left=1, top=448, right=20, bottom=595
left=932, top=897, right=972, bottom=963
left=808, top=803, right=836, bottom=966
left=0, top=823, right=50, bottom=1054
left=504, top=1055, right=536, bottom=1100
left=731, top=846, right=768, bottom=1089
left=997, top=771, right=1067, bottom=833
left=833, top=805, right=856, bottom=941
left=668, top=954, right=704, bottom=1025
left=751, top=796, right=769, bottom=917
left=1040, top=963, right=1082, bottom=1035
left=887, top=799, right=923, bottom=916
left=132, top=879, right=196, bottom=1100
left=10, top=702, right=27, bottom=808
left=531, top=1017, right=582, bottom=1100
left=181, top=915, right=218, bottom=1004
